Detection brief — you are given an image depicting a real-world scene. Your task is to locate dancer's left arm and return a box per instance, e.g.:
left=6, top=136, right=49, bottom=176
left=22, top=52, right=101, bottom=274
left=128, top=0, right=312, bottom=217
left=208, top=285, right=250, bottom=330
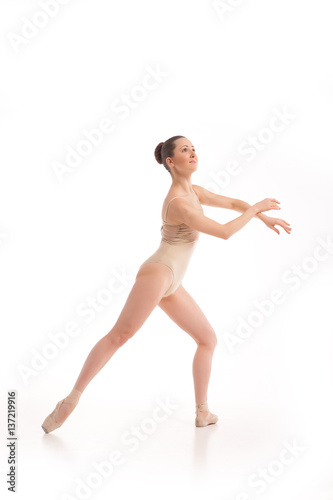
left=192, top=185, right=292, bottom=235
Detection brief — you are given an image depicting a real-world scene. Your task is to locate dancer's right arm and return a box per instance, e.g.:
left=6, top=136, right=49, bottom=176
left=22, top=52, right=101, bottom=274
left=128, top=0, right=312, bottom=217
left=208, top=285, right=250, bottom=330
left=172, top=198, right=280, bottom=240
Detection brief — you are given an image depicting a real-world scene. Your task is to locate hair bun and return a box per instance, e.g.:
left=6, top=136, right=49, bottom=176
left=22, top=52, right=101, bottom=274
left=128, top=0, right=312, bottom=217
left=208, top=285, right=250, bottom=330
left=154, top=142, right=164, bottom=164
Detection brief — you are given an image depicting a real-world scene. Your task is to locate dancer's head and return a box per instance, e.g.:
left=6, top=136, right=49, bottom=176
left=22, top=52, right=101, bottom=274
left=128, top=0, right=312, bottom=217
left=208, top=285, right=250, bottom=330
left=154, top=136, right=198, bottom=178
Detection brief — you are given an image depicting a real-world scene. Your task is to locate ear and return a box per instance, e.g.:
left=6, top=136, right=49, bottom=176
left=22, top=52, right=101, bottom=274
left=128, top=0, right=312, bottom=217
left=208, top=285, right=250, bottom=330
left=166, top=157, right=174, bottom=167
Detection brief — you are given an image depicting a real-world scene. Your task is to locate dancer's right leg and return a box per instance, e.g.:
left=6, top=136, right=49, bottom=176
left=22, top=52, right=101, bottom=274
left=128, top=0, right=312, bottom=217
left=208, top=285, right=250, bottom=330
left=55, top=263, right=173, bottom=424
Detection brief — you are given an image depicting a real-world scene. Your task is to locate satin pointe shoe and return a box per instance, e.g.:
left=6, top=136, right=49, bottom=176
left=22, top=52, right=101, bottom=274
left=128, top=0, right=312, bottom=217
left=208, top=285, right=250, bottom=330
left=195, top=401, right=219, bottom=427
left=41, top=388, right=82, bottom=434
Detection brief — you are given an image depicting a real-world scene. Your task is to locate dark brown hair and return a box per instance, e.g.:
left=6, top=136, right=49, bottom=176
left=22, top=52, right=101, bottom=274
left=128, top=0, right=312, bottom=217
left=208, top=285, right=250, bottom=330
left=154, top=135, right=185, bottom=174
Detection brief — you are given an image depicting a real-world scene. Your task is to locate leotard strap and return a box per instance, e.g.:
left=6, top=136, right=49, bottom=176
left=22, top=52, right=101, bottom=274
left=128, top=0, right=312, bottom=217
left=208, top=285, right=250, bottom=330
left=163, top=190, right=195, bottom=223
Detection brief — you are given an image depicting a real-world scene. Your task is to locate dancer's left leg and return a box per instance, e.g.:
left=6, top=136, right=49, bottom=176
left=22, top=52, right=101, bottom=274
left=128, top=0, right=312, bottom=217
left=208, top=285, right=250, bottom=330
left=158, top=285, right=218, bottom=408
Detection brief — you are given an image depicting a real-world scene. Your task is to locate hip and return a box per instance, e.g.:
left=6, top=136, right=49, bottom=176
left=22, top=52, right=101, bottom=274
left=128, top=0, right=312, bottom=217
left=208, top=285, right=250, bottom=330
left=138, top=239, right=197, bottom=273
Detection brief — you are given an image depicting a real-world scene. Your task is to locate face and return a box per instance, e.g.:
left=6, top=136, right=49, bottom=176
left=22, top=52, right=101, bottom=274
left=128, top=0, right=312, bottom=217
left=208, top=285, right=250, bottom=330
left=166, top=138, right=198, bottom=173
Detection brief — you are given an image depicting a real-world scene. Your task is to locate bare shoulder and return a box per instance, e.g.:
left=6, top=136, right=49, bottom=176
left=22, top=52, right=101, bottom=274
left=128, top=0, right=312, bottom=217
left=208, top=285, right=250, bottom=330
left=161, top=193, right=187, bottom=224
left=163, top=191, right=204, bottom=225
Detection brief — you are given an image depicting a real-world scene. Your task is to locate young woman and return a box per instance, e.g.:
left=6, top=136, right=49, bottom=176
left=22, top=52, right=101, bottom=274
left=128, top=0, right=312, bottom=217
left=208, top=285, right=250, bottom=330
left=41, top=135, right=291, bottom=432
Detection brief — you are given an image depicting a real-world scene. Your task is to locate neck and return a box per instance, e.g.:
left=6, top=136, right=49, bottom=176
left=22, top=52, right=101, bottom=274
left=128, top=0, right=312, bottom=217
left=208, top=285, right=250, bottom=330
left=170, top=176, right=193, bottom=194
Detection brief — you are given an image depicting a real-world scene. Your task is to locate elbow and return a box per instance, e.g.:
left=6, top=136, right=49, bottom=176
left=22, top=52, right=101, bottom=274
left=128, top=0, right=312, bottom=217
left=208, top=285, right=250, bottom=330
left=230, top=199, right=237, bottom=211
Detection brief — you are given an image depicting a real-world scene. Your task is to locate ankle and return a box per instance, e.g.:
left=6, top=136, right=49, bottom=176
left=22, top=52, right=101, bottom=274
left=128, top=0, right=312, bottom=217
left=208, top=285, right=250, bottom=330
left=196, top=401, right=209, bottom=413
left=65, top=388, right=82, bottom=403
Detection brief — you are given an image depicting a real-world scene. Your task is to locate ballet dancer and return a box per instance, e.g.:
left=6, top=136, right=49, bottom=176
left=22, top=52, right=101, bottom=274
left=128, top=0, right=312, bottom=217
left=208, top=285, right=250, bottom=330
left=41, top=135, right=292, bottom=432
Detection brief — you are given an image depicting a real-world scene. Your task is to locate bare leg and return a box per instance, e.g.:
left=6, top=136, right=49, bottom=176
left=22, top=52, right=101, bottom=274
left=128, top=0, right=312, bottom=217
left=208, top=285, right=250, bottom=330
left=56, top=263, right=173, bottom=423
left=192, top=345, right=216, bottom=404
left=158, top=284, right=218, bottom=414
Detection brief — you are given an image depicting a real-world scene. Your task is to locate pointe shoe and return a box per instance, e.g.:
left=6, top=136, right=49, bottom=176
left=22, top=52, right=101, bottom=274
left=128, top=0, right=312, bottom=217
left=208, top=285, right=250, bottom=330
left=195, top=401, right=219, bottom=427
left=41, top=388, right=82, bottom=434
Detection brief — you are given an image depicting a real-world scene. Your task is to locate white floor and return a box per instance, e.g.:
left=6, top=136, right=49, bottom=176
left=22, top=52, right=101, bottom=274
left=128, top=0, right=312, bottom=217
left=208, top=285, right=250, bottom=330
left=1, top=391, right=333, bottom=500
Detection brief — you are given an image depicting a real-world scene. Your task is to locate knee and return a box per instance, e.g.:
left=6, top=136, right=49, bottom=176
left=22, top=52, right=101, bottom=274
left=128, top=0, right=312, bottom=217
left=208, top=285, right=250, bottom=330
left=200, top=331, right=218, bottom=351
left=107, top=327, right=135, bottom=348
left=209, top=335, right=218, bottom=350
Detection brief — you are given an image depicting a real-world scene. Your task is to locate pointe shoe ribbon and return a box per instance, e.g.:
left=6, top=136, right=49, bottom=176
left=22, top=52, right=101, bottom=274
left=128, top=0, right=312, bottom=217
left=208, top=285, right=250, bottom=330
left=41, top=388, right=82, bottom=434
left=195, top=401, right=219, bottom=427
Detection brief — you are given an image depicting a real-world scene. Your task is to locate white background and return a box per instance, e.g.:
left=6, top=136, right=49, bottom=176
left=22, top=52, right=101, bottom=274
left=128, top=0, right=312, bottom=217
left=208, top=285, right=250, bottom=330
left=1, top=1, right=333, bottom=499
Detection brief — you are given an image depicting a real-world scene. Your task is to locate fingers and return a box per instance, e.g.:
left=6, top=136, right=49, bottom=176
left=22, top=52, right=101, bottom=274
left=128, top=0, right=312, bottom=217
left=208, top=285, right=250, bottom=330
left=269, top=198, right=280, bottom=209
left=273, top=219, right=292, bottom=234
left=278, top=219, right=291, bottom=228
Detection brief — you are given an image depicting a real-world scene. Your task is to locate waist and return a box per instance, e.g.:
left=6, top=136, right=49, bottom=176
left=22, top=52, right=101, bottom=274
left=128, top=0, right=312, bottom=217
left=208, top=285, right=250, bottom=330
left=155, top=238, right=198, bottom=262
left=160, top=225, right=200, bottom=244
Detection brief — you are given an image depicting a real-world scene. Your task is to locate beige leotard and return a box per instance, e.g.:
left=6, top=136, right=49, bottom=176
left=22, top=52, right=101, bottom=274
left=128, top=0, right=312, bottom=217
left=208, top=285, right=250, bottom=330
left=138, top=187, right=204, bottom=297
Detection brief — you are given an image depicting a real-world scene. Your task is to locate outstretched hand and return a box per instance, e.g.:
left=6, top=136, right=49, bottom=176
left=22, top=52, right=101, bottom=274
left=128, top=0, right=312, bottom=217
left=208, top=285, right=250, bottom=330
left=264, top=217, right=292, bottom=235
